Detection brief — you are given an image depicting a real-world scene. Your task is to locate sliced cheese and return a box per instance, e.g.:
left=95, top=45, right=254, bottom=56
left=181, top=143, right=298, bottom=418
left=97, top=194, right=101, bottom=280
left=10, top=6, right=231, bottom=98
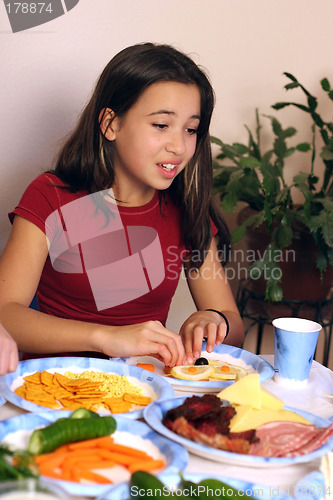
left=230, top=407, right=310, bottom=432
left=217, top=373, right=261, bottom=409
left=260, top=387, right=284, bottom=410
left=229, top=404, right=253, bottom=432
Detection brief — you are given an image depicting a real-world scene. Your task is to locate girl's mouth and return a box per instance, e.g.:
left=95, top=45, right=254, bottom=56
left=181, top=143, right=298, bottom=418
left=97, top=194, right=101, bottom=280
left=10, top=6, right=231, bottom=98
left=159, top=163, right=178, bottom=171
left=157, top=162, right=180, bottom=179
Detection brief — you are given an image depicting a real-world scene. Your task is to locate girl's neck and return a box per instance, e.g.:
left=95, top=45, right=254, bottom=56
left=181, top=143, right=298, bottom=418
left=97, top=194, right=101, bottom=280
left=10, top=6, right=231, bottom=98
left=110, top=185, right=157, bottom=207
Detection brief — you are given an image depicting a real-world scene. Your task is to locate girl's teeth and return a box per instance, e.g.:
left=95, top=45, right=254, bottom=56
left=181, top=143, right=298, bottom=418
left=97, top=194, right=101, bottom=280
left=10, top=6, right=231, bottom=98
left=161, top=163, right=176, bottom=171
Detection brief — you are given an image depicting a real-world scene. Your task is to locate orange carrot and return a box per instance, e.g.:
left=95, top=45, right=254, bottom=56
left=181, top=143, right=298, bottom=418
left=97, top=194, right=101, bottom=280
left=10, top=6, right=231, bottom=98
left=75, top=460, right=116, bottom=469
left=71, top=469, right=112, bottom=484
left=67, top=436, right=114, bottom=450
left=90, top=450, right=138, bottom=465
left=97, top=441, right=151, bottom=458
left=128, top=459, right=166, bottom=473
left=136, top=363, right=155, bottom=372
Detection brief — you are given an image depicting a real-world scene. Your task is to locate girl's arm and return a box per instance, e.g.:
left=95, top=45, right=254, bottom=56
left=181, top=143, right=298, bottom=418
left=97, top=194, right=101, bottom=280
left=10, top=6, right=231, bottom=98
left=0, top=323, right=19, bottom=375
left=180, top=236, right=244, bottom=363
left=0, top=216, right=185, bottom=367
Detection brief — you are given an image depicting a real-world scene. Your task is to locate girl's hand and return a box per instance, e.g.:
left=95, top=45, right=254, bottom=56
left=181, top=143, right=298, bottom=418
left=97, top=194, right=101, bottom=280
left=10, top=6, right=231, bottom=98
left=0, top=323, right=19, bottom=375
left=100, top=321, right=186, bottom=367
left=179, top=310, right=228, bottom=364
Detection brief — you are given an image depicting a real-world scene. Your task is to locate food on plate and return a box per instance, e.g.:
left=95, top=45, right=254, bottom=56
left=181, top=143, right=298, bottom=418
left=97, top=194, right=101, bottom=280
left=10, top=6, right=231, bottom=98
left=0, top=444, right=39, bottom=481
left=130, top=470, right=250, bottom=499
left=218, top=374, right=309, bottom=431
left=163, top=393, right=333, bottom=458
left=24, top=412, right=166, bottom=484
left=250, top=421, right=333, bottom=457
left=34, top=436, right=165, bottom=483
left=13, top=370, right=151, bottom=413
left=170, top=365, right=214, bottom=381
left=136, top=363, right=155, bottom=372
left=163, top=394, right=256, bottom=454
left=194, top=357, right=209, bottom=365
left=168, top=360, right=248, bottom=382
left=28, top=411, right=116, bottom=455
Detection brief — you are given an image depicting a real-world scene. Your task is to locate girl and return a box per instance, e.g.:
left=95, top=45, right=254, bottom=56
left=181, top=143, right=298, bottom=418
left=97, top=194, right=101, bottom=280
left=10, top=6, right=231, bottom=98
left=0, top=43, right=244, bottom=367
left=0, top=323, right=18, bottom=375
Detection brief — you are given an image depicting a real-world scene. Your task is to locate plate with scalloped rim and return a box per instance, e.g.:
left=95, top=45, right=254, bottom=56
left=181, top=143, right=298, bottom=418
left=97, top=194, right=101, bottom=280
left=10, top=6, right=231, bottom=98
left=113, top=343, right=274, bottom=393
left=143, top=396, right=333, bottom=469
left=97, top=471, right=293, bottom=500
left=0, top=356, right=174, bottom=418
left=97, top=469, right=327, bottom=500
left=0, top=410, right=188, bottom=497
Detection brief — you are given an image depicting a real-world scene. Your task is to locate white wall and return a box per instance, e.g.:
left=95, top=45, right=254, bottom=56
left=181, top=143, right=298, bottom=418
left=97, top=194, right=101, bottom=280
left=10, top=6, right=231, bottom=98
left=1, top=0, right=332, bottom=330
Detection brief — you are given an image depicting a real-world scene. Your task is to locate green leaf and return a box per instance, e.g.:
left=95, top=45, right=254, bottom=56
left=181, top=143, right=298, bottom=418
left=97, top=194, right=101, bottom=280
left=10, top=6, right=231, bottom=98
left=210, top=136, right=223, bottom=147
left=231, top=224, right=247, bottom=243
left=283, top=127, right=297, bottom=138
left=276, top=224, right=293, bottom=247
left=285, top=82, right=299, bottom=90
left=296, top=142, right=311, bottom=152
left=321, top=78, right=330, bottom=92
left=232, top=143, right=249, bottom=155
left=320, top=147, right=333, bottom=161
left=239, top=156, right=261, bottom=168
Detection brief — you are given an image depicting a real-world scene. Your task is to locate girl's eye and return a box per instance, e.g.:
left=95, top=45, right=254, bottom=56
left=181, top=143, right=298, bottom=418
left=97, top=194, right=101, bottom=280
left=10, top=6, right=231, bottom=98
left=153, top=124, right=168, bottom=130
left=186, top=128, right=198, bottom=135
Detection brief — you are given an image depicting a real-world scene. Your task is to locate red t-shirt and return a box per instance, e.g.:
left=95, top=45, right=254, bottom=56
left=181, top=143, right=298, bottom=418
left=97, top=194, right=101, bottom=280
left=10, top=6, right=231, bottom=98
left=9, top=174, right=187, bottom=327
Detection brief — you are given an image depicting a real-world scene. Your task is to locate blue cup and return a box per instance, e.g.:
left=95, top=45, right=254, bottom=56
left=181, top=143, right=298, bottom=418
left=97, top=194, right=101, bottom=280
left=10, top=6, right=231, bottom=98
left=272, top=317, right=321, bottom=386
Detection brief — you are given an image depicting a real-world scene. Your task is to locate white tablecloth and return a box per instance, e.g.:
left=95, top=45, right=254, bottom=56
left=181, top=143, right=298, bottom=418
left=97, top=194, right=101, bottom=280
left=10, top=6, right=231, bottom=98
left=0, top=355, right=332, bottom=496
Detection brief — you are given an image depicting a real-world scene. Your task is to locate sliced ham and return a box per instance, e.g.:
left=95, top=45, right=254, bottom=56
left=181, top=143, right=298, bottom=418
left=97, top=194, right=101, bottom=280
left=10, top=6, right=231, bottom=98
left=249, top=421, right=333, bottom=457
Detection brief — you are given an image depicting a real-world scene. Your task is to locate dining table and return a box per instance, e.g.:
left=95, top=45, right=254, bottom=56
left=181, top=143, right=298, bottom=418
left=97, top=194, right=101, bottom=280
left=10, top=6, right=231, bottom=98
left=0, top=353, right=332, bottom=499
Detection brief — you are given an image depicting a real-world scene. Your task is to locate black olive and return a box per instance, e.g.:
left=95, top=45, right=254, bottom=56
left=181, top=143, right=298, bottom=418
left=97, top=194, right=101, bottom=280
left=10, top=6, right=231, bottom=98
left=194, top=357, right=209, bottom=366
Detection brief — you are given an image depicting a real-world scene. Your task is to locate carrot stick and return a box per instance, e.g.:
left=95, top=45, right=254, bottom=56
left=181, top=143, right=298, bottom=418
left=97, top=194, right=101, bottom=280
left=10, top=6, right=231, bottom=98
left=89, top=450, right=138, bottom=465
left=71, top=469, right=112, bottom=484
left=128, top=459, right=166, bottom=473
left=75, top=459, right=116, bottom=469
left=68, top=436, right=114, bottom=450
left=97, top=441, right=151, bottom=458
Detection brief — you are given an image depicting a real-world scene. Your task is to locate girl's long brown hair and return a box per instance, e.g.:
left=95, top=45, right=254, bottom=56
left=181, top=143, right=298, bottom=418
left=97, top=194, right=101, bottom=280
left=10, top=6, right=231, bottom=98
left=51, top=43, right=230, bottom=267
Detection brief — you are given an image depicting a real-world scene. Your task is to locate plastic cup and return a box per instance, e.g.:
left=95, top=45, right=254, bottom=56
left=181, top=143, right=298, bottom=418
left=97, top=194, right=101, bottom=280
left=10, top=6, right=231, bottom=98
left=0, top=479, right=69, bottom=500
left=272, top=317, right=322, bottom=386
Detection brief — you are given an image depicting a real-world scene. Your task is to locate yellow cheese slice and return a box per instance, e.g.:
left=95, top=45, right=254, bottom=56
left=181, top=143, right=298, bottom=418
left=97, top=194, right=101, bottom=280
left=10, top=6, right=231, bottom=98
left=260, top=387, right=284, bottom=410
left=217, top=373, right=261, bottom=409
left=230, top=407, right=310, bottom=432
left=229, top=404, right=253, bottom=432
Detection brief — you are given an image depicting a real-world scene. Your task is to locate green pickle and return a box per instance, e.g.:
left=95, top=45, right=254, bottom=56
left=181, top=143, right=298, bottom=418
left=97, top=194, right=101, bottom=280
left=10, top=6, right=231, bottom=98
left=28, top=415, right=116, bottom=455
left=199, top=478, right=248, bottom=498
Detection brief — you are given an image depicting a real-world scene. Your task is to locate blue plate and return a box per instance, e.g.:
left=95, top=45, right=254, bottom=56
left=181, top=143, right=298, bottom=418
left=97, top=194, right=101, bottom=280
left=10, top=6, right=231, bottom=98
left=144, top=396, right=333, bottom=468
left=98, top=472, right=291, bottom=500
left=0, top=396, right=5, bottom=407
left=98, top=470, right=326, bottom=500
left=115, top=343, right=274, bottom=393
left=0, top=357, right=174, bottom=418
left=0, top=411, right=188, bottom=497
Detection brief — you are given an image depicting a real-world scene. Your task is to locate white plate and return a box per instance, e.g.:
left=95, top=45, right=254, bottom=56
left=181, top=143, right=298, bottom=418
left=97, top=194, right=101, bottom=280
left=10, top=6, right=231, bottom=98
left=144, top=396, right=333, bottom=469
left=98, top=470, right=327, bottom=500
left=0, top=357, right=174, bottom=418
left=114, top=343, right=274, bottom=393
left=0, top=410, right=188, bottom=497
left=98, top=472, right=293, bottom=500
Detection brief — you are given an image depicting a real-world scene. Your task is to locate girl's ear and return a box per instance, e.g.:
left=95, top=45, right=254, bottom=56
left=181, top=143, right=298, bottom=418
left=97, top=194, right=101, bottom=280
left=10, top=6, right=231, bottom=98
left=99, top=108, right=118, bottom=141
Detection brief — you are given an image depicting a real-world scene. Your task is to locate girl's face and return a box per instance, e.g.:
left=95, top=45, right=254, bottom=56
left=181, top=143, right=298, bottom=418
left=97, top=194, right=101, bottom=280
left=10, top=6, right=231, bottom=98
left=106, top=81, right=201, bottom=205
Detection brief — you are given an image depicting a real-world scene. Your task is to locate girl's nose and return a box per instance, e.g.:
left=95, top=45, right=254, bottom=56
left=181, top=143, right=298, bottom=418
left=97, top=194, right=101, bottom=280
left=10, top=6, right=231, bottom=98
left=165, top=131, right=186, bottom=155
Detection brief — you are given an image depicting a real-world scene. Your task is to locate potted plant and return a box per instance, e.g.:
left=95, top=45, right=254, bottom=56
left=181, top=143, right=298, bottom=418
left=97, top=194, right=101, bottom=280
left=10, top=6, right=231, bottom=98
left=212, top=73, right=333, bottom=302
